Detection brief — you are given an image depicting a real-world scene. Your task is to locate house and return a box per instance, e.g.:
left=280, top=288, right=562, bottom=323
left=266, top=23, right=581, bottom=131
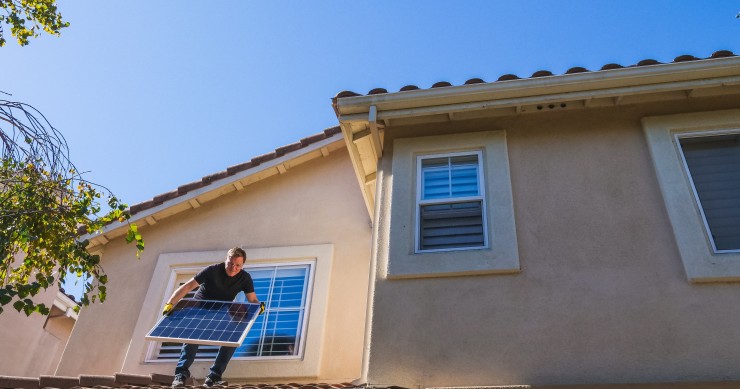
left=0, top=286, right=78, bottom=377
left=54, top=127, right=373, bottom=383
left=332, top=50, right=740, bottom=388
left=2, top=50, right=740, bottom=389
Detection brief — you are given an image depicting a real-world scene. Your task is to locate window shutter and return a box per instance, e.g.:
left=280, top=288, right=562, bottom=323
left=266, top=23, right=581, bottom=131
left=680, top=134, right=740, bottom=251
left=420, top=201, right=485, bottom=250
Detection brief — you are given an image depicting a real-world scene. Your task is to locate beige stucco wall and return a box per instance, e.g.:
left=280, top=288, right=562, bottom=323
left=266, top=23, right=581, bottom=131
left=56, top=147, right=371, bottom=382
left=0, top=287, right=75, bottom=376
left=367, top=97, right=740, bottom=387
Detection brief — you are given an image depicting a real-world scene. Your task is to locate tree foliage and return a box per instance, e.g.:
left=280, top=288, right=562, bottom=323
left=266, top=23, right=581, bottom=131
left=1, top=99, right=143, bottom=316
left=0, top=0, right=68, bottom=46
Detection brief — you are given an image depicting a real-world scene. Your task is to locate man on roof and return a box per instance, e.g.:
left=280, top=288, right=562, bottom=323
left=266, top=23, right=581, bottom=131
left=162, top=247, right=264, bottom=388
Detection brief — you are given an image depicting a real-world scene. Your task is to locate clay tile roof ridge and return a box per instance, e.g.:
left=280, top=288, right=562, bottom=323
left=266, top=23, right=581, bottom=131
left=126, top=126, right=342, bottom=217
left=332, top=50, right=736, bottom=98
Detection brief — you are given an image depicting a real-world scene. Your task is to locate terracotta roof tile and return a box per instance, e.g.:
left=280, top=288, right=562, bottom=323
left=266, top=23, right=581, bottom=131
left=464, top=78, right=485, bottom=85
left=399, top=85, right=420, bottom=91
left=39, top=375, right=78, bottom=389
left=531, top=70, right=553, bottom=78
left=497, top=74, right=520, bottom=81
left=122, top=126, right=341, bottom=217
left=333, top=51, right=737, bottom=99
left=79, top=374, right=116, bottom=387
left=673, top=54, right=700, bottom=62
left=152, top=190, right=179, bottom=205
left=431, top=81, right=452, bottom=88
left=600, top=63, right=624, bottom=70
left=368, top=88, right=388, bottom=95
left=202, top=171, right=230, bottom=185
left=178, top=180, right=205, bottom=195
left=711, top=50, right=734, bottom=58
left=300, top=132, right=328, bottom=145
left=0, top=375, right=39, bottom=389
left=565, top=66, right=589, bottom=74
left=636, top=58, right=661, bottom=66
left=115, top=372, right=153, bottom=386
left=335, top=91, right=361, bottom=98
left=226, top=161, right=255, bottom=175
left=275, top=142, right=304, bottom=156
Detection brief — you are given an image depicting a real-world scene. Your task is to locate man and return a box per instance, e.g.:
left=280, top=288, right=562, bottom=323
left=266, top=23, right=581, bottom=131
left=163, top=247, right=263, bottom=387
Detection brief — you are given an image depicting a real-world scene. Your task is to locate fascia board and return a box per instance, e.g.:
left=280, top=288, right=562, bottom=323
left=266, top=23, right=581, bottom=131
left=85, top=135, right=344, bottom=241
left=335, top=57, right=740, bottom=117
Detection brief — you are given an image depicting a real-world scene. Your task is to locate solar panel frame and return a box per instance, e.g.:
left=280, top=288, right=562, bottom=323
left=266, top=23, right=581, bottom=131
left=146, top=299, right=261, bottom=347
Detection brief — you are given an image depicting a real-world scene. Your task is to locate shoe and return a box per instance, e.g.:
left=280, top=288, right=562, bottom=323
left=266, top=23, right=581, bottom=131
left=172, top=374, right=186, bottom=388
left=204, top=376, right=226, bottom=387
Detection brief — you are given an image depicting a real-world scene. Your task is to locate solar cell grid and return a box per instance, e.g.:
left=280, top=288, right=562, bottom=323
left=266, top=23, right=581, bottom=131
left=146, top=299, right=261, bottom=347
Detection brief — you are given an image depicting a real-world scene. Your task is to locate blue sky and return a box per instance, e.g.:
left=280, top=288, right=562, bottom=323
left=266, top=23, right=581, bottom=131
left=1, top=1, right=739, bottom=297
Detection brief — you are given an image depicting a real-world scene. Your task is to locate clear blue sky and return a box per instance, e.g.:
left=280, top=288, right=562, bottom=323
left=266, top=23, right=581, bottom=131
left=2, top=1, right=738, bottom=206
left=2, top=1, right=739, bottom=297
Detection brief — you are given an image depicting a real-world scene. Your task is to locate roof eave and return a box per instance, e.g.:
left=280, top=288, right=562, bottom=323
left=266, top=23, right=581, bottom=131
left=333, top=56, right=740, bottom=219
left=334, top=56, right=740, bottom=119
left=83, top=134, right=345, bottom=249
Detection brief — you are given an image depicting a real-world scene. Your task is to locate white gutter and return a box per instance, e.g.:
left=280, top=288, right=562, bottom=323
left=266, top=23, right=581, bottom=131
left=52, top=291, right=79, bottom=320
left=335, top=56, right=740, bottom=117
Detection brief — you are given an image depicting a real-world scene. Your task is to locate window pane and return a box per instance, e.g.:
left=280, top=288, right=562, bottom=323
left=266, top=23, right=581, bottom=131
left=157, top=264, right=309, bottom=360
left=680, top=134, right=740, bottom=251
left=422, top=154, right=480, bottom=200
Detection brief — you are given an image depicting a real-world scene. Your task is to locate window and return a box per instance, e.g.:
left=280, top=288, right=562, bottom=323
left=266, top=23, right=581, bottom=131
left=386, top=131, right=520, bottom=278
left=155, top=263, right=311, bottom=360
left=642, top=110, right=740, bottom=282
left=678, top=133, right=740, bottom=252
left=416, top=152, right=487, bottom=252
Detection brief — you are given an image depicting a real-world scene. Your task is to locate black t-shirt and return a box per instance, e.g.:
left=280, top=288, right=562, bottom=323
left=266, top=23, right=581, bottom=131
left=193, top=263, right=255, bottom=301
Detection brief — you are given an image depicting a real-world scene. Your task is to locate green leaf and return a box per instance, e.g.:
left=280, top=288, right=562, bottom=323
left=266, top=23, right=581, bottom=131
left=13, top=301, right=24, bottom=312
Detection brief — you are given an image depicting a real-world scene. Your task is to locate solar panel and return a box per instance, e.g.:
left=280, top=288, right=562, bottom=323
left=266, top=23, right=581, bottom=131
left=146, top=299, right=261, bottom=347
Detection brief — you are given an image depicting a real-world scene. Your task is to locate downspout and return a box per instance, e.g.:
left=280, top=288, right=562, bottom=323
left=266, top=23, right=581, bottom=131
left=333, top=101, right=383, bottom=386
left=354, top=147, right=382, bottom=386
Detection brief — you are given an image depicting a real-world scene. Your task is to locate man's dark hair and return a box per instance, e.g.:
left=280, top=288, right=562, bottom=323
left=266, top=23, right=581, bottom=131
left=227, top=247, right=247, bottom=261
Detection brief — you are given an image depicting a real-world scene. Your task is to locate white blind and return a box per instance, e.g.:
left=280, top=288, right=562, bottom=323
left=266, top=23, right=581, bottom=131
left=419, top=153, right=485, bottom=251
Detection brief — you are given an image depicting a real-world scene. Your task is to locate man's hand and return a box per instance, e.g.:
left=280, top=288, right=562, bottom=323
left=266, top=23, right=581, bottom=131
left=259, top=302, right=265, bottom=315
left=163, top=303, right=174, bottom=316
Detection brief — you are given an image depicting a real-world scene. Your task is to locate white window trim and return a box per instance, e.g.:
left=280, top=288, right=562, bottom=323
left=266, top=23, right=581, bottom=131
left=643, top=108, right=740, bottom=282
left=674, top=129, right=740, bottom=254
left=146, top=260, right=315, bottom=362
left=386, top=130, right=520, bottom=278
left=414, top=150, right=489, bottom=253
left=122, top=244, right=333, bottom=379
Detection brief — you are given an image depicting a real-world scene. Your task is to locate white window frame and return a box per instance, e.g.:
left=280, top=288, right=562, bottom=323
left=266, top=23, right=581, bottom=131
left=675, top=130, right=740, bottom=254
left=415, top=151, right=489, bottom=253
left=123, top=244, right=333, bottom=379
left=386, top=130, right=520, bottom=278
left=149, top=261, right=315, bottom=362
left=643, top=109, right=740, bottom=282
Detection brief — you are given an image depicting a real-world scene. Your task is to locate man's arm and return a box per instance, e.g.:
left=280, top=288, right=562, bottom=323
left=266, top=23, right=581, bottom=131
left=245, top=292, right=259, bottom=303
left=162, top=278, right=200, bottom=314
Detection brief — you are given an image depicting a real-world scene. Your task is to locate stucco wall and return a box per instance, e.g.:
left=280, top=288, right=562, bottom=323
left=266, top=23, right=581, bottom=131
left=367, top=98, right=740, bottom=387
left=0, top=287, right=75, bottom=376
left=56, top=148, right=371, bottom=382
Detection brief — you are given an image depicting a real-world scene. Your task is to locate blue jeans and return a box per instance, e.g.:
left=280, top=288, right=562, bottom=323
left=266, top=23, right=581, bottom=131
left=174, top=343, right=236, bottom=380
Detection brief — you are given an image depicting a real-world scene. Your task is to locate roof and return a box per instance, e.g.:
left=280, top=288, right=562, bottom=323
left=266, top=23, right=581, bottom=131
left=130, top=126, right=341, bottom=216
left=332, top=50, right=736, bottom=98
left=331, top=50, right=740, bottom=219
left=85, top=126, right=344, bottom=248
left=0, top=373, right=367, bottom=389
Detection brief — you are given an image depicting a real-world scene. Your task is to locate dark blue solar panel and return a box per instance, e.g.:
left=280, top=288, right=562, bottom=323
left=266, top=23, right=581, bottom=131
left=146, top=299, right=261, bottom=347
